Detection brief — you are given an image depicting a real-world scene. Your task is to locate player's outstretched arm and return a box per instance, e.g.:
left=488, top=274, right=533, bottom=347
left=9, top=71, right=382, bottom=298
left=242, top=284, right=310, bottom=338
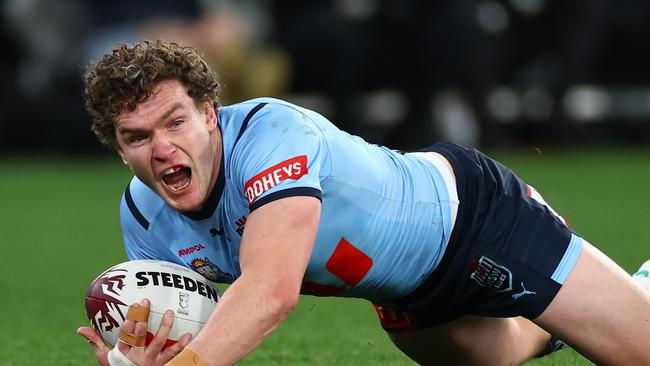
left=170, top=195, right=321, bottom=366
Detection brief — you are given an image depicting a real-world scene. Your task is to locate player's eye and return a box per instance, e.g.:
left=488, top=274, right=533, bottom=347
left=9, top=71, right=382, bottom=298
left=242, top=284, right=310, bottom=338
left=128, top=135, right=147, bottom=145
left=171, top=119, right=184, bottom=128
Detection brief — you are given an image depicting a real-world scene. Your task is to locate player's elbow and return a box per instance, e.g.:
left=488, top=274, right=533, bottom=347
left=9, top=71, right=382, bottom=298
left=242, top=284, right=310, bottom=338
left=270, top=295, right=298, bottom=318
left=272, top=285, right=300, bottom=314
left=265, top=279, right=301, bottom=316
left=239, top=268, right=301, bottom=318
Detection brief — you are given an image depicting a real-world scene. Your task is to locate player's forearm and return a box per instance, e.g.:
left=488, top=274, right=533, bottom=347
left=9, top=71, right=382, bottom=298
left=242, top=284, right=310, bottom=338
left=183, top=272, right=299, bottom=366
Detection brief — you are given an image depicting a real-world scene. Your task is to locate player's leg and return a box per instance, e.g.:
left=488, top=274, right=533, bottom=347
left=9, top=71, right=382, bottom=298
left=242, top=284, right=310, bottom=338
left=533, top=240, right=650, bottom=365
left=387, top=315, right=550, bottom=365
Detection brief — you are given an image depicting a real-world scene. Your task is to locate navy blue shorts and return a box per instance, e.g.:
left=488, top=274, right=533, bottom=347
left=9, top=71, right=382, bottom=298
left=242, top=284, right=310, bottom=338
left=373, top=143, right=583, bottom=332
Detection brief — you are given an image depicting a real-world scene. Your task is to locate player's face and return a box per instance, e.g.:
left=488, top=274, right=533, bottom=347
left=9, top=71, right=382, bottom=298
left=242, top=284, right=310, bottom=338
left=115, top=79, right=221, bottom=213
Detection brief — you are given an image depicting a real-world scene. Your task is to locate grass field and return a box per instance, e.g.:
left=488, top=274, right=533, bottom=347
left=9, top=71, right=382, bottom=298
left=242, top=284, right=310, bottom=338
left=1, top=146, right=649, bottom=365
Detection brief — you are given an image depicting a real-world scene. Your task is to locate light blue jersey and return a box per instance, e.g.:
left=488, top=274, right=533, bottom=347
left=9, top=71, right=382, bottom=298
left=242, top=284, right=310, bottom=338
left=121, top=98, right=457, bottom=302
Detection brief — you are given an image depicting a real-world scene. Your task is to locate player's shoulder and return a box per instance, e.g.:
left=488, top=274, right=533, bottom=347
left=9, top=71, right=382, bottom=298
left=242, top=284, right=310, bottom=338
left=222, top=97, right=308, bottom=112
left=220, top=97, right=325, bottom=128
left=120, top=176, right=166, bottom=231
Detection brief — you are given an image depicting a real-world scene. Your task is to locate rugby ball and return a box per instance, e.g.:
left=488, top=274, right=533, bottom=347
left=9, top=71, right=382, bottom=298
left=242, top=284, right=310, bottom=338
left=84, top=259, right=219, bottom=348
left=632, top=259, right=650, bottom=292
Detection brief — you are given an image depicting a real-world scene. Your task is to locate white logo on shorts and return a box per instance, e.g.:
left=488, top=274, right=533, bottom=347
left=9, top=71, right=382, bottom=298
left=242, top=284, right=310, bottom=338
left=512, top=282, right=536, bottom=300
left=470, top=256, right=513, bottom=292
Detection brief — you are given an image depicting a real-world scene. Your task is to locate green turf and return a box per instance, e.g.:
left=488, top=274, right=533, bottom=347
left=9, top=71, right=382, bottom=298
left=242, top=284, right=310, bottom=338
left=1, top=146, right=648, bottom=365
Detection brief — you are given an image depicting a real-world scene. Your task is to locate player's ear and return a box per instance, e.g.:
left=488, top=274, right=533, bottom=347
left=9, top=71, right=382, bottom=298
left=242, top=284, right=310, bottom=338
left=115, top=146, right=132, bottom=169
left=201, top=96, right=217, bottom=132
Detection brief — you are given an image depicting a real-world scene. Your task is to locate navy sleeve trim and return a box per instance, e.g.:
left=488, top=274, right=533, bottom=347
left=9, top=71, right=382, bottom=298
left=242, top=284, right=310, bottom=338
left=125, top=183, right=150, bottom=230
left=235, top=102, right=267, bottom=145
left=249, top=187, right=322, bottom=212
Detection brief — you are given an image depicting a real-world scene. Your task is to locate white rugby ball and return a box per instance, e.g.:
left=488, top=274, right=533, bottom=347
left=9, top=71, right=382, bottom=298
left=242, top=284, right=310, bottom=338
left=632, top=259, right=650, bottom=292
left=84, top=259, right=219, bottom=348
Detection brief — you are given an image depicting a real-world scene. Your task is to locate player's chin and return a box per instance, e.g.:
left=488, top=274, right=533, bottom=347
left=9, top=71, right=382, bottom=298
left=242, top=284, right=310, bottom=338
left=163, top=189, right=204, bottom=213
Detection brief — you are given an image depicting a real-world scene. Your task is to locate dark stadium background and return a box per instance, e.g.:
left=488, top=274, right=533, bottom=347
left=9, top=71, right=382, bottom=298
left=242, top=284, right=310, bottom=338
left=1, top=1, right=649, bottom=365
left=2, top=0, right=650, bottom=152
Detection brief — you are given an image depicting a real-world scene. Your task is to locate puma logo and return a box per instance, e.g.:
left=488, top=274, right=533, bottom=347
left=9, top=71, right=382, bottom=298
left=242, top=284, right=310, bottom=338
left=512, top=282, right=536, bottom=300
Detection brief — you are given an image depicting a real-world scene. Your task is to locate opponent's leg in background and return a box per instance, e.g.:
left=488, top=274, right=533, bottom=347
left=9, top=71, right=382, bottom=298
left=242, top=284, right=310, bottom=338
left=388, top=315, right=550, bottom=366
left=534, top=241, right=650, bottom=365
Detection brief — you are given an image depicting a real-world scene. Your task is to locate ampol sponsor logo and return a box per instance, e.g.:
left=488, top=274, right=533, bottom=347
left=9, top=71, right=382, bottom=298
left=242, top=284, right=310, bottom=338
left=244, top=155, right=308, bottom=204
left=178, top=244, right=206, bottom=257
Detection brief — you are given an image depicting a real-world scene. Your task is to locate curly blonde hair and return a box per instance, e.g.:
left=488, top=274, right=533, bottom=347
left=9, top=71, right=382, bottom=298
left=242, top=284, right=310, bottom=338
left=83, top=40, right=222, bottom=147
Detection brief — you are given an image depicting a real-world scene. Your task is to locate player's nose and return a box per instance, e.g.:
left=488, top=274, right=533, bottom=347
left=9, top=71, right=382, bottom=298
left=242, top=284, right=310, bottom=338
left=152, top=133, right=176, bottom=160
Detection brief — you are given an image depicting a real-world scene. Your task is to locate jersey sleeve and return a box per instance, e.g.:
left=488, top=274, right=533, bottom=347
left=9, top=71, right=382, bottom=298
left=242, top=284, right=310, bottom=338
left=230, top=104, right=329, bottom=211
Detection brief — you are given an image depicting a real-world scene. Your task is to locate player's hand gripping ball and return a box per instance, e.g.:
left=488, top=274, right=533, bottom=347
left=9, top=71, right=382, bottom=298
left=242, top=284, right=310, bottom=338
left=84, top=260, right=219, bottom=348
left=632, top=259, right=650, bottom=292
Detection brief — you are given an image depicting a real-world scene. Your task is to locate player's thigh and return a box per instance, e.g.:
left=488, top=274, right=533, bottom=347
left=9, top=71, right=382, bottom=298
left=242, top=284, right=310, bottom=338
left=387, top=315, right=548, bottom=366
left=534, top=241, right=650, bottom=365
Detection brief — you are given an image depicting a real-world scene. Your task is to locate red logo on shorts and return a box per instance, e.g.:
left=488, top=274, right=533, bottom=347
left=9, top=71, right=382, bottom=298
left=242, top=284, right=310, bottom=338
left=244, top=155, right=308, bottom=205
left=372, top=304, right=416, bottom=331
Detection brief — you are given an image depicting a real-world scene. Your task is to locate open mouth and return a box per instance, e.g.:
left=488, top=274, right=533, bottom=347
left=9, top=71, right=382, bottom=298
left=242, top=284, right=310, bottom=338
left=162, top=165, right=192, bottom=192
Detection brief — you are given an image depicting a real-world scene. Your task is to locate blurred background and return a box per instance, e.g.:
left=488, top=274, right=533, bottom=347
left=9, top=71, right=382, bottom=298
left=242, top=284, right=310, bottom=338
left=2, top=0, right=650, bottom=152
left=1, top=1, right=649, bottom=364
